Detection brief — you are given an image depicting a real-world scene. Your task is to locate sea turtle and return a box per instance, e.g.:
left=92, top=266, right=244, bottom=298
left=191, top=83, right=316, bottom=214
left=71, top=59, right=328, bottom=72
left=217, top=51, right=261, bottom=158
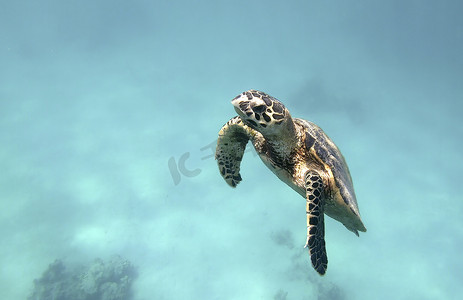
left=215, top=90, right=366, bottom=275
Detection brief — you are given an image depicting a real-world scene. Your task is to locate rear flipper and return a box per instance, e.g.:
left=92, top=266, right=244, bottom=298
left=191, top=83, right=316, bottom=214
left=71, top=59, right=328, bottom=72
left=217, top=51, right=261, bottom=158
left=304, top=170, right=328, bottom=275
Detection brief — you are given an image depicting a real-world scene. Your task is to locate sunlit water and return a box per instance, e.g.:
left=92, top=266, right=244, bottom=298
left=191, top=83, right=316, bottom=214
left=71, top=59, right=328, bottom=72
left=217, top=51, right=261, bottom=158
left=1, top=1, right=462, bottom=299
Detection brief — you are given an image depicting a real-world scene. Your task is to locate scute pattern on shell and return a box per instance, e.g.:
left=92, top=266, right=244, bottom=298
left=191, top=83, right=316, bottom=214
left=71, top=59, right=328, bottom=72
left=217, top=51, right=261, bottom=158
left=296, top=119, right=361, bottom=212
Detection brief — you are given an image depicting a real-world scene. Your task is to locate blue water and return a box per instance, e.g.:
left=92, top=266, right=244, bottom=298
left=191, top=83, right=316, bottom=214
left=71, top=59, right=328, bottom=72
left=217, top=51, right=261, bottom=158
left=1, top=1, right=462, bottom=299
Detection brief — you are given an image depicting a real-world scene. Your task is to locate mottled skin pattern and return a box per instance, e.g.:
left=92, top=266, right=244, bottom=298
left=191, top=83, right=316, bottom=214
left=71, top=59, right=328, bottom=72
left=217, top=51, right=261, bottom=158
left=215, top=90, right=366, bottom=275
left=304, top=170, right=328, bottom=274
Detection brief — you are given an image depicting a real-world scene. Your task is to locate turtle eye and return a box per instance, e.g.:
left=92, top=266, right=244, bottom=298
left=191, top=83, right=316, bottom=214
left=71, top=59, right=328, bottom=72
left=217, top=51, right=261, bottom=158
left=252, top=104, right=266, bottom=114
left=246, top=119, right=258, bottom=128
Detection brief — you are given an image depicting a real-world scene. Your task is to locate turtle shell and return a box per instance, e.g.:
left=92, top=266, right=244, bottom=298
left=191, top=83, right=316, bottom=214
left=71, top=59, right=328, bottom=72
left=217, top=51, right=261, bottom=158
left=294, top=118, right=366, bottom=233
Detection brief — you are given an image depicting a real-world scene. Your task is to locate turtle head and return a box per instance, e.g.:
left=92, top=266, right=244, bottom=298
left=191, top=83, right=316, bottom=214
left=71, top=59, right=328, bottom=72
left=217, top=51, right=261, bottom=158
left=231, top=90, right=294, bottom=137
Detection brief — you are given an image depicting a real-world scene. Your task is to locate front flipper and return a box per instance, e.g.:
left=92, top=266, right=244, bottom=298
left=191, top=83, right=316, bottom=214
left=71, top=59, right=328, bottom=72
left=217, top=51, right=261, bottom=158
left=215, top=116, right=254, bottom=187
left=304, top=170, right=328, bottom=275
